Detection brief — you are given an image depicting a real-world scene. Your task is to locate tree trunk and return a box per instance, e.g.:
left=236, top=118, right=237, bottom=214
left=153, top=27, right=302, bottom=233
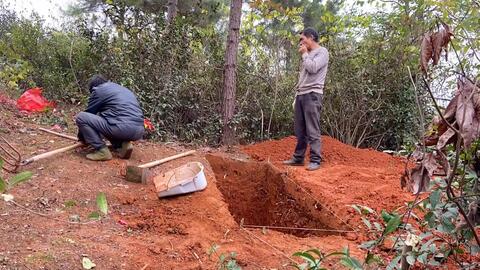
left=221, top=0, right=242, bottom=145
left=167, top=0, right=178, bottom=24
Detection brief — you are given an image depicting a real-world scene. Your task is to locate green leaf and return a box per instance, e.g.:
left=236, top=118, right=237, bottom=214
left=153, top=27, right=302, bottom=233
left=82, top=257, right=96, bottom=269
left=417, top=253, right=428, bottom=264
left=290, top=265, right=303, bottom=270
left=305, top=249, right=323, bottom=259
left=207, top=243, right=219, bottom=256
left=64, top=200, right=77, bottom=208
left=406, top=255, right=416, bottom=265
left=424, top=211, right=435, bottom=228
left=293, top=252, right=316, bottom=264
left=0, top=178, right=6, bottom=193
left=386, top=255, right=401, bottom=270
left=323, top=251, right=346, bottom=259
left=429, top=189, right=441, bottom=209
left=351, top=204, right=362, bottom=214
left=469, top=245, right=480, bottom=255
left=359, top=240, right=377, bottom=250
left=438, top=217, right=455, bottom=233
left=420, top=238, right=439, bottom=252
left=362, top=217, right=372, bottom=229
left=384, top=214, right=401, bottom=236
left=96, top=192, right=108, bottom=215
left=340, top=256, right=363, bottom=270
left=8, top=171, right=32, bottom=188
left=365, top=252, right=382, bottom=265
left=381, top=210, right=393, bottom=223
left=360, top=205, right=374, bottom=214
left=88, top=211, right=100, bottom=220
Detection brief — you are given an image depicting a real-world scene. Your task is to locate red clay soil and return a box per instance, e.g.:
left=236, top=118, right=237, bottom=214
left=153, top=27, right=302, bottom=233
left=242, top=136, right=414, bottom=216
left=1, top=92, right=452, bottom=269
left=0, top=99, right=354, bottom=269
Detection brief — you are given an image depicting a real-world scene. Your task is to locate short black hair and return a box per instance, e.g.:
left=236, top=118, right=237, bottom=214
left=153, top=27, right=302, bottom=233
left=88, top=74, right=108, bottom=92
left=300, top=27, right=319, bottom=42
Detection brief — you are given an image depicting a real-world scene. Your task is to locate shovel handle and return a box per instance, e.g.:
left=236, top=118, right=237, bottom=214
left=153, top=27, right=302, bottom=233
left=21, top=142, right=84, bottom=165
left=139, top=150, right=196, bottom=168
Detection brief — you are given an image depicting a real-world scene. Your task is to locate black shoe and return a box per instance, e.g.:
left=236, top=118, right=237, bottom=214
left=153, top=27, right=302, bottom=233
left=283, top=159, right=304, bottom=166
left=306, top=162, right=321, bottom=171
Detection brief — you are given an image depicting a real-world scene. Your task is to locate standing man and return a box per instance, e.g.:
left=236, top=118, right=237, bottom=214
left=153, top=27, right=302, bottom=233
left=76, top=75, right=145, bottom=161
left=283, top=28, right=329, bottom=171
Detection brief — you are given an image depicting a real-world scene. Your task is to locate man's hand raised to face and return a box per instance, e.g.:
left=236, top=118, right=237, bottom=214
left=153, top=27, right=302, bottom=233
left=298, top=43, right=308, bottom=55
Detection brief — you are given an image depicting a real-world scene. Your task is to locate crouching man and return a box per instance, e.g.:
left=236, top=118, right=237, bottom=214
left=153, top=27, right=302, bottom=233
left=76, top=75, right=145, bottom=161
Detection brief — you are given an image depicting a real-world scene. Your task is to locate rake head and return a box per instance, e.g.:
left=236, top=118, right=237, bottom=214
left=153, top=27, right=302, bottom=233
left=0, top=136, right=21, bottom=173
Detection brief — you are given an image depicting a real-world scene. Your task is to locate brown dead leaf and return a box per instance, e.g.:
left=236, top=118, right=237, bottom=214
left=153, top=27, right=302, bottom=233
left=443, top=93, right=459, bottom=121
left=457, top=200, right=480, bottom=230
left=411, top=145, right=425, bottom=161
left=408, top=164, right=429, bottom=194
left=436, top=128, right=456, bottom=150
left=456, top=79, right=480, bottom=148
left=419, top=23, right=453, bottom=75
left=431, top=27, right=453, bottom=65
left=420, top=34, right=433, bottom=75
left=403, top=153, right=440, bottom=194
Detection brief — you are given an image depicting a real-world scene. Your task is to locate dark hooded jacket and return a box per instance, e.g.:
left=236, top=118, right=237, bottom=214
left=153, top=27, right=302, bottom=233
left=86, top=82, right=144, bottom=125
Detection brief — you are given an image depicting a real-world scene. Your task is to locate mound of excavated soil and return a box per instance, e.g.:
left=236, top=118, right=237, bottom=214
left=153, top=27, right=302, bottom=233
left=243, top=135, right=400, bottom=169
left=241, top=136, right=415, bottom=238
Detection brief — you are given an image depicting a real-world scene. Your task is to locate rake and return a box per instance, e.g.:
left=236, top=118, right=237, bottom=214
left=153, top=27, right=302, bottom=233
left=0, top=136, right=21, bottom=173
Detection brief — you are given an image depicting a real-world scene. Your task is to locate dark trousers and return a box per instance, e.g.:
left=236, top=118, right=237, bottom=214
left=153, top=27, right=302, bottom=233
left=293, top=92, right=323, bottom=164
left=76, top=112, right=144, bottom=150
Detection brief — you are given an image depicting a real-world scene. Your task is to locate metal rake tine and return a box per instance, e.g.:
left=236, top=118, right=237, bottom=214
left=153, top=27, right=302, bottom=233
left=0, top=137, right=21, bottom=162
left=0, top=136, right=22, bottom=172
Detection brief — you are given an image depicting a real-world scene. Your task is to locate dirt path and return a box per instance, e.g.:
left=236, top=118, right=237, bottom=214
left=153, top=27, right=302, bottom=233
left=0, top=100, right=414, bottom=269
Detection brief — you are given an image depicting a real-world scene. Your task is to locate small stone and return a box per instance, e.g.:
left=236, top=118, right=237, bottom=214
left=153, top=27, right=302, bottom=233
left=69, top=215, right=81, bottom=222
left=345, top=232, right=358, bottom=241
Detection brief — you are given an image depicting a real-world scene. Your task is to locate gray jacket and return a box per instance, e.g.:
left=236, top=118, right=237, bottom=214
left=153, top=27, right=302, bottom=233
left=86, top=82, right=144, bottom=125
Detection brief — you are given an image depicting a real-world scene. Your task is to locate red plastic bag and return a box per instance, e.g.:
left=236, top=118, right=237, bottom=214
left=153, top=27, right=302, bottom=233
left=16, top=87, right=54, bottom=112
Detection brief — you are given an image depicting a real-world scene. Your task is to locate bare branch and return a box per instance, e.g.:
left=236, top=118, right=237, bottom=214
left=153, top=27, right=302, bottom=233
left=422, top=76, right=459, bottom=134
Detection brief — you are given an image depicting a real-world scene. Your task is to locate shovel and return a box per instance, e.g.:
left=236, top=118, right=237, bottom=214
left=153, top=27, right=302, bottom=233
left=126, top=150, right=196, bottom=183
left=21, top=142, right=84, bottom=165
